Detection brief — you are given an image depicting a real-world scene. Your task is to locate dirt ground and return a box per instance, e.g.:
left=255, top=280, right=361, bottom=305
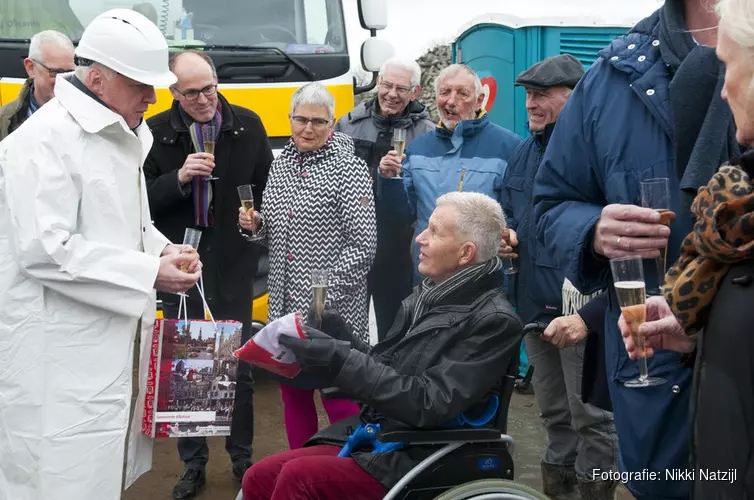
left=124, top=371, right=635, bottom=500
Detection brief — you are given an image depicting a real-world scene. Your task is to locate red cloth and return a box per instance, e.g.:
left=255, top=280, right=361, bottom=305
left=242, top=445, right=386, bottom=500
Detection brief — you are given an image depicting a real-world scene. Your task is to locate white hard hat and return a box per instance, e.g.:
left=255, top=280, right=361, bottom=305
left=75, top=9, right=177, bottom=87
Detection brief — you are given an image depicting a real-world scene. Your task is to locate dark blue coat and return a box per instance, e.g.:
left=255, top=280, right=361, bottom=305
left=502, top=124, right=564, bottom=324
left=533, top=12, right=693, bottom=500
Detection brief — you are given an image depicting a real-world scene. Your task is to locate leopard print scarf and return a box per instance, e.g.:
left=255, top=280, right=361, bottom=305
left=663, top=154, right=754, bottom=335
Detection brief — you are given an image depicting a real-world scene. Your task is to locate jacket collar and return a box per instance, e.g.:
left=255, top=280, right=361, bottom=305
left=436, top=109, right=489, bottom=139
left=598, top=11, right=674, bottom=136
left=168, top=92, right=236, bottom=134
left=527, top=121, right=556, bottom=149
left=349, top=98, right=431, bottom=131
left=54, top=74, right=153, bottom=164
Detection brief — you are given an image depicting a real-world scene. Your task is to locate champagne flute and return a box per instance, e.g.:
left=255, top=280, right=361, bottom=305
left=610, top=256, right=666, bottom=388
left=392, top=128, right=406, bottom=179
left=237, top=185, right=255, bottom=219
left=502, top=256, right=517, bottom=275
left=175, top=228, right=202, bottom=298
left=640, top=178, right=672, bottom=291
left=311, top=269, right=329, bottom=328
left=201, top=123, right=219, bottom=181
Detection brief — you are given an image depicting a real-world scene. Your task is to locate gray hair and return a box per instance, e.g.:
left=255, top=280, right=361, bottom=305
left=717, top=0, right=754, bottom=49
left=436, top=192, right=506, bottom=263
left=434, top=64, right=484, bottom=99
left=290, top=82, right=335, bottom=121
left=379, top=57, right=421, bottom=88
left=28, top=30, right=74, bottom=60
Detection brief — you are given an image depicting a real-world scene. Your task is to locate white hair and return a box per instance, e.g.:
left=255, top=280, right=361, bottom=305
left=290, top=82, right=335, bottom=121
left=436, top=191, right=506, bottom=263
left=28, top=30, right=74, bottom=60
left=74, top=62, right=115, bottom=82
left=434, top=64, right=484, bottom=99
left=379, top=57, right=421, bottom=88
left=716, top=0, right=754, bottom=49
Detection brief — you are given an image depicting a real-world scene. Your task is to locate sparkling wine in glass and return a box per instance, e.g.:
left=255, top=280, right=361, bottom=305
left=392, top=128, right=406, bottom=179
left=201, top=123, right=219, bottom=181
left=180, top=228, right=202, bottom=273
left=237, top=184, right=255, bottom=218
left=311, top=269, right=329, bottom=327
left=640, top=178, right=673, bottom=290
left=611, top=256, right=665, bottom=388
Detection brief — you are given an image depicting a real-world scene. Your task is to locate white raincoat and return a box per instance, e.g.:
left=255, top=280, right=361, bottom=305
left=0, top=75, right=169, bottom=499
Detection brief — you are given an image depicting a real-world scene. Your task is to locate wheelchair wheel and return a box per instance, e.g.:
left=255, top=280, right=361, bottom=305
left=432, top=479, right=549, bottom=499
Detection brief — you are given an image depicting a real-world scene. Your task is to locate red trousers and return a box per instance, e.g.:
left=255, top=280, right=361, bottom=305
left=242, top=445, right=387, bottom=500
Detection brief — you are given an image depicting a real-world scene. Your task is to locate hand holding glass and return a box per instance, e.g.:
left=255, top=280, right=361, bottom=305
left=610, top=256, right=665, bottom=388
left=181, top=228, right=201, bottom=273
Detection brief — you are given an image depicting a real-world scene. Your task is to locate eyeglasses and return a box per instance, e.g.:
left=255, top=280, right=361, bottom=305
left=379, top=80, right=413, bottom=96
left=32, top=59, right=74, bottom=77
left=290, top=116, right=331, bottom=129
left=172, top=84, right=218, bottom=101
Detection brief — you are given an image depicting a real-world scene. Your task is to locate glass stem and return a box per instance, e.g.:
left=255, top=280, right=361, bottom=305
left=638, top=335, right=649, bottom=381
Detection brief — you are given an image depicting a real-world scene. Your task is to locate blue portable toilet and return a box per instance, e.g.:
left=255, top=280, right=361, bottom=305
left=452, top=1, right=662, bottom=138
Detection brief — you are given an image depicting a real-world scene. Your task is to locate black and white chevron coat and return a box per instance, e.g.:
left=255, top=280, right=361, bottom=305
left=256, top=132, right=376, bottom=340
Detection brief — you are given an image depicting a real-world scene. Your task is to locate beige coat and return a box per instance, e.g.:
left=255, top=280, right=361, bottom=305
left=0, top=78, right=32, bottom=142
left=0, top=74, right=169, bottom=499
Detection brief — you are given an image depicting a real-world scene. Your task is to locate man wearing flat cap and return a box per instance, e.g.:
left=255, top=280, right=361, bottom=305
left=501, top=54, right=619, bottom=500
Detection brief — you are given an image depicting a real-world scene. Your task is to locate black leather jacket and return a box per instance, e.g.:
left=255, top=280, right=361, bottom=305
left=307, top=270, right=522, bottom=489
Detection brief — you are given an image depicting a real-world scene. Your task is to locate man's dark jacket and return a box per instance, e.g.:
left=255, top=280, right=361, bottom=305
left=502, top=123, right=564, bottom=323
left=305, top=269, right=523, bottom=490
left=144, top=93, right=273, bottom=317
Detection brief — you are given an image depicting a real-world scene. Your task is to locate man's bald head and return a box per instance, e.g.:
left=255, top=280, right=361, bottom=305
left=169, top=51, right=219, bottom=123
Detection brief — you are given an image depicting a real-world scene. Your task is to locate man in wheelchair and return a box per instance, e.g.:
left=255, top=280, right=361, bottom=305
left=241, top=192, right=525, bottom=499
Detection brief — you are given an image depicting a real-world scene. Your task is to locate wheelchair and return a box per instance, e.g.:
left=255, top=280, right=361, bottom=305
left=235, top=323, right=548, bottom=499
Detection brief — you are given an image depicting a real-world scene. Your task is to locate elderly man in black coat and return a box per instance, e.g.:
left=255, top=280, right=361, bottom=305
left=143, top=49, right=273, bottom=499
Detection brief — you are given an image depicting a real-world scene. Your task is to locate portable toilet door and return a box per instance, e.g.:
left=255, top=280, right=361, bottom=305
left=452, top=0, right=662, bottom=138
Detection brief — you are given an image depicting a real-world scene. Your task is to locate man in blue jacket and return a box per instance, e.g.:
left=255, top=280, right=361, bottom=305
left=379, top=64, right=522, bottom=284
left=502, top=54, right=618, bottom=500
left=533, top=1, right=737, bottom=499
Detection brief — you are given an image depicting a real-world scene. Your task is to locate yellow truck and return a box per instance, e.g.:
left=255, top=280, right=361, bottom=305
left=0, top=0, right=392, bottom=155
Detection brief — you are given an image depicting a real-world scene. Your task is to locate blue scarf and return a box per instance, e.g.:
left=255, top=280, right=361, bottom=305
left=186, top=110, right=222, bottom=227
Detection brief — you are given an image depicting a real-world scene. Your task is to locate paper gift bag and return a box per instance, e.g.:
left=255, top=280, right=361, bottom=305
left=142, top=285, right=243, bottom=438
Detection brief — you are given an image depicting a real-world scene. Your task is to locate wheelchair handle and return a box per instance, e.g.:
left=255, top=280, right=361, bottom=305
left=521, top=322, right=548, bottom=336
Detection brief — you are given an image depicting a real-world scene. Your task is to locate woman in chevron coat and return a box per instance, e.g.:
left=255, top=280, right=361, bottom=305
left=239, top=82, right=377, bottom=449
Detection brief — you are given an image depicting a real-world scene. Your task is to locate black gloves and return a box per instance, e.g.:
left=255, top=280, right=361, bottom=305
left=306, top=307, right=371, bottom=353
left=278, top=326, right=352, bottom=372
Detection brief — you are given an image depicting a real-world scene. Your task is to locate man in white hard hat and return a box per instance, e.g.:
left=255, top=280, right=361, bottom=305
left=0, top=9, right=200, bottom=500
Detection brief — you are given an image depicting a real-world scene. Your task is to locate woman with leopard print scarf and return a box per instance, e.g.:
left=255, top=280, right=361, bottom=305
left=621, top=1, right=754, bottom=497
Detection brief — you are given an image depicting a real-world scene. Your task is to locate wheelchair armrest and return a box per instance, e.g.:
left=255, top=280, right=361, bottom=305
left=320, top=387, right=351, bottom=400
left=378, top=427, right=502, bottom=444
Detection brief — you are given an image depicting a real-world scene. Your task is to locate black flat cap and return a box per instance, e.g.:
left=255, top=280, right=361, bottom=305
left=515, top=54, right=585, bottom=91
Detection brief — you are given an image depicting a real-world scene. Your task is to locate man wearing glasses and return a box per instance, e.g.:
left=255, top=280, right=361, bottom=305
left=334, top=57, right=434, bottom=341
left=143, top=49, right=273, bottom=500
left=0, top=30, right=74, bottom=141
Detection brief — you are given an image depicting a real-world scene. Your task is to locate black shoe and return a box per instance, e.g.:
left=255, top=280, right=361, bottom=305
left=232, top=459, right=253, bottom=482
left=172, top=468, right=206, bottom=500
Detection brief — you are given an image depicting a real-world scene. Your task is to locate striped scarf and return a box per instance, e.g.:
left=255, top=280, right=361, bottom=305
left=187, top=110, right=222, bottom=227
left=410, top=257, right=503, bottom=329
